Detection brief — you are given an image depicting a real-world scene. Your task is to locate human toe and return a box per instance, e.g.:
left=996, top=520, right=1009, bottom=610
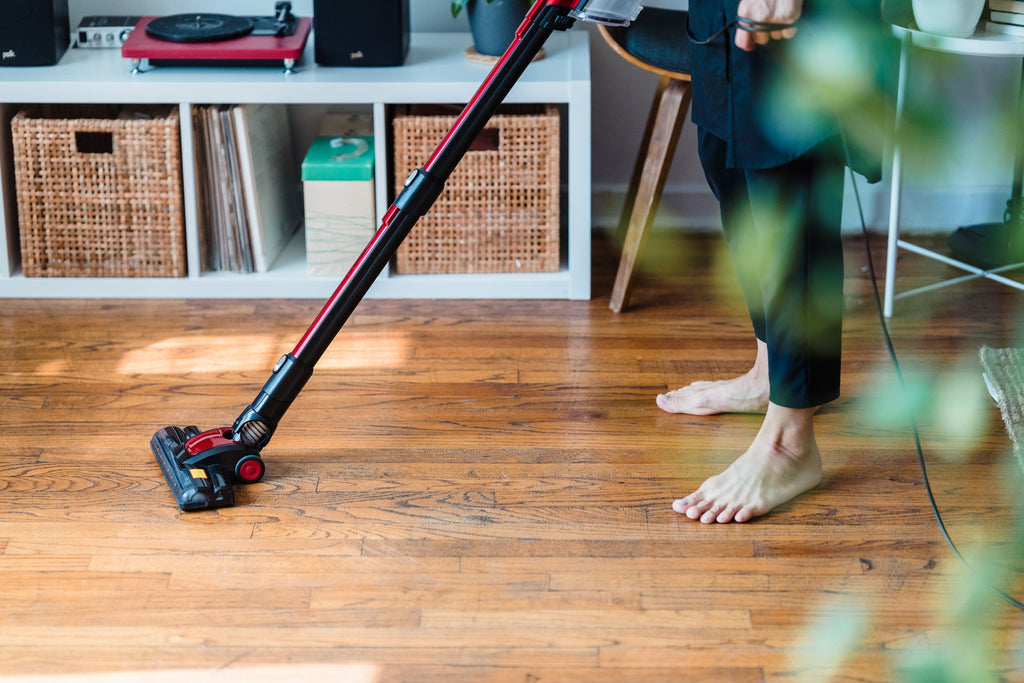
left=716, top=504, right=742, bottom=524
left=733, top=507, right=754, bottom=523
left=686, top=499, right=714, bottom=520
left=672, top=494, right=704, bottom=515
left=700, top=503, right=727, bottom=524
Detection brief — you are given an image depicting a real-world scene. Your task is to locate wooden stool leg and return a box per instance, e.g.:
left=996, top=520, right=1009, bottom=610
left=609, top=77, right=691, bottom=313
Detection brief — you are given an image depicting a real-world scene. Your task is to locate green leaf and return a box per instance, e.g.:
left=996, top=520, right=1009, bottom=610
left=451, top=0, right=498, bottom=19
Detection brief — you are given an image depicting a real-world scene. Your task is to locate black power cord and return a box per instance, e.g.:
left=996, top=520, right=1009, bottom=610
left=846, top=165, right=1024, bottom=611
left=686, top=16, right=797, bottom=46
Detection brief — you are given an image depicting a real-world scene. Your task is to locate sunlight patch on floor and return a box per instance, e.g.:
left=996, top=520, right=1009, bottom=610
left=114, top=335, right=288, bottom=374
left=111, top=334, right=411, bottom=375
left=316, top=334, right=411, bottom=370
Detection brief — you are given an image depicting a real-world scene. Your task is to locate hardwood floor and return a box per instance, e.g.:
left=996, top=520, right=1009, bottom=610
left=2, top=230, right=1024, bottom=682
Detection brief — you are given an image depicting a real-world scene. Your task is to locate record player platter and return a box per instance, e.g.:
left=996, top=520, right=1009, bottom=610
left=145, top=14, right=258, bottom=43
left=121, top=3, right=311, bottom=73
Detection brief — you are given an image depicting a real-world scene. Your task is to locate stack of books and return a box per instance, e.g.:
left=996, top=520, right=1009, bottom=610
left=986, top=0, right=1024, bottom=36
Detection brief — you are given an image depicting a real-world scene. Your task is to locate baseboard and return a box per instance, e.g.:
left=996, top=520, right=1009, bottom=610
left=592, top=182, right=1013, bottom=236
left=590, top=183, right=721, bottom=235
left=878, top=184, right=1012, bottom=234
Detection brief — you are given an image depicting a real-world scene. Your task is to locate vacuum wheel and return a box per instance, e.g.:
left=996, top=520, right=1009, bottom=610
left=234, top=454, right=265, bottom=484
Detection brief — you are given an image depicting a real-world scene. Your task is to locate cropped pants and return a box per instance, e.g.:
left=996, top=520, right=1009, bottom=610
left=697, top=127, right=846, bottom=409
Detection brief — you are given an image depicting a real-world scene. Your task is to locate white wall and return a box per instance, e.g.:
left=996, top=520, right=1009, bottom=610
left=69, top=0, right=1017, bottom=235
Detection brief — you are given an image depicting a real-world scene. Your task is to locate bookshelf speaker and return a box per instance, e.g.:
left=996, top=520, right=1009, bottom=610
left=313, top=0, right=410, bottom=67
left=0, top=0, right=69, bottom=66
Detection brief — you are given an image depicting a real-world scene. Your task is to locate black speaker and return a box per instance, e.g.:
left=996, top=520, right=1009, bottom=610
left=313, top=0, right=410, bottom=67
left=0, top=0, right=69, bottom=66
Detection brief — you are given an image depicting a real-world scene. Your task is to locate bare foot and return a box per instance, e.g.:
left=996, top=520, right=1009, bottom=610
left=656, top=375, right=769, bottom=415
left=672, top=403, right=822, bottom=523
left=656, top=341, right=769, bottom=416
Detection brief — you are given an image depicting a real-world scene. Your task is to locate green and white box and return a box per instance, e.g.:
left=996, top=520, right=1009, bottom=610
left=301, top=135, right=375, bottom=276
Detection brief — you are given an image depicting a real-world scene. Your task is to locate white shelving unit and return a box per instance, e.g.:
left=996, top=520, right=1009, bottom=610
left=0, top=31, right=591, bottom=299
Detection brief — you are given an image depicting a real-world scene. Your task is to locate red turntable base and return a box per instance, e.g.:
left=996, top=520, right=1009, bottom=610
left=121, top=15, right=312, bottom=73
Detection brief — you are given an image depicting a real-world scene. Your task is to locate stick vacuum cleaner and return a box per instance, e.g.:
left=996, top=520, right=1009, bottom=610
left=150, top=0, right=646, bottom=511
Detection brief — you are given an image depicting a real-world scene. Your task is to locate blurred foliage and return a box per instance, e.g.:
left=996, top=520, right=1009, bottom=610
left=896, top=541, right=1011, bottom=683
left=862, top=357, right=989, bottom=460
left=679, top=1, right=1024, bottom=679
left=758, top=0, right=1020, bottom=184
left=789, top=598, right=869, bottom=681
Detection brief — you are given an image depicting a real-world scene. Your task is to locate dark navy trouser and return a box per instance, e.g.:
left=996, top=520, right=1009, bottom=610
left=697, top=127, right=846, bottom=409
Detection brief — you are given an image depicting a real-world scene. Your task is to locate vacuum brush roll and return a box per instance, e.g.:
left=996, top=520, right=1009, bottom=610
left=150, top=425, right=236, bottom=511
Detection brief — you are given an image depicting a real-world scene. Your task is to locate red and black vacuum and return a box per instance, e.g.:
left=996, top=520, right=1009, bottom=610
left=151, top=0, right=646, bottom=511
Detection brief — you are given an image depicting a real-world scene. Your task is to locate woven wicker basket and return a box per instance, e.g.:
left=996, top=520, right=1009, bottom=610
left=392, top=104, right=561, bottom=274
left=11, top=104, right=186, bottom=278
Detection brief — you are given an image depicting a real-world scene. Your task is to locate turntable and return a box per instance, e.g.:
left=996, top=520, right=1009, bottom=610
left=121, top=2, right=311, bottom=74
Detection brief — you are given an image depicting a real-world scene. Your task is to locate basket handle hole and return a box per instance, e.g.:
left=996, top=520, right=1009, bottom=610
left=75, top=132, right=114, bottom=154
left=469, top=128, right=500, bottom=153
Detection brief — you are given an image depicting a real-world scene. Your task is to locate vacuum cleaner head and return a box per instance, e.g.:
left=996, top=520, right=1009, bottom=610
left=150, top=425, right=266, bottom=511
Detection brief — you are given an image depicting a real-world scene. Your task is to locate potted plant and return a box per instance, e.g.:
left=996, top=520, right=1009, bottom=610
left=451, top=0, right=535, bottom=56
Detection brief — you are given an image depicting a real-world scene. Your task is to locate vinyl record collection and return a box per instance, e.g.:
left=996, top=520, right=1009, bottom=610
left=192, top=103, right=302, bottom=273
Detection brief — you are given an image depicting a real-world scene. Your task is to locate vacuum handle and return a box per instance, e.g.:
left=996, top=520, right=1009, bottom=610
left=289, top=1, right=581, bottom=365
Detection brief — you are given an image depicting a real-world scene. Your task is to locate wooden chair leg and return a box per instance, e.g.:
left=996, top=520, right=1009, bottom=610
left=614, top=77, right=670, bottom=245
left=609, top=77, right=692, bottom=313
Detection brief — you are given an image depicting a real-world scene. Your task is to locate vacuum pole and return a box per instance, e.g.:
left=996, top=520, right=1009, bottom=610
left=227, top=2, right=581, bottom=451
left=292, top=3, right=577, bottom=366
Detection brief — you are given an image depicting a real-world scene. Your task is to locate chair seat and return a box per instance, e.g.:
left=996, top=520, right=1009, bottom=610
left=611, top=8, right=691, bottom=77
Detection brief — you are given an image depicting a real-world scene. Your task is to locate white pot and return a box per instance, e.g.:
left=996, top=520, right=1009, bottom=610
left=912, top=0, right=985, bottom=37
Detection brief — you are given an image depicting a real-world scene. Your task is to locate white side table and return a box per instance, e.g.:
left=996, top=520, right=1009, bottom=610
left=885, top=23, right=1024, bottom=316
